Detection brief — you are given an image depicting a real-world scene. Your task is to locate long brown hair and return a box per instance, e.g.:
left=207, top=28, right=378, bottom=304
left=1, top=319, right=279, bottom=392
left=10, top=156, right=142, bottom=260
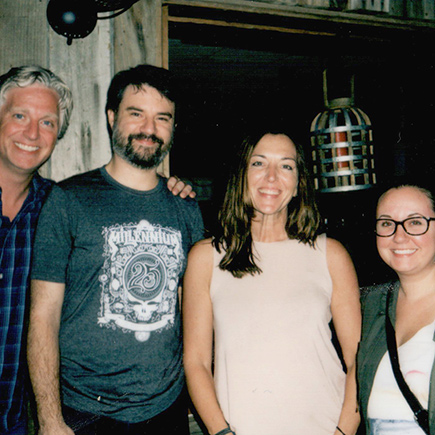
left=212, top=128, right=321, bottom=278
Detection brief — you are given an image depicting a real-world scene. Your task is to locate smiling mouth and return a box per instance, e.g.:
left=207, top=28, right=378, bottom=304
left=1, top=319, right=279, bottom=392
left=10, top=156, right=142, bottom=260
left=130, top=134, right=163, bottom=147
left=392, top=249, right=417, bottom=255
left=15, top=142, right=39, bottom=152
left=259, top=189, right=279, bottom=196
left=134, top=138, right=156, bottom=146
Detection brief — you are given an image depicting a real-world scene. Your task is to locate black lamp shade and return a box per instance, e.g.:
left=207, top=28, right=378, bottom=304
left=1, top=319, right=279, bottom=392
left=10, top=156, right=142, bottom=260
left=47, top=0, right=98, bottom=45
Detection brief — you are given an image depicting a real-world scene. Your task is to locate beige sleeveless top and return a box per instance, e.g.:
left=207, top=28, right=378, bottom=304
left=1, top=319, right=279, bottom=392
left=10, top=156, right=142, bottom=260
left=210, top=235, right=345, bottom=435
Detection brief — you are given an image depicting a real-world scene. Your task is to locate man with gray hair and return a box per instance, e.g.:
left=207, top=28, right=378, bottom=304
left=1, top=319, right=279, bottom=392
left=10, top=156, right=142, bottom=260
left=0, top=65, right=195, bottom=434
left=0, top=65, right=73, bottom=434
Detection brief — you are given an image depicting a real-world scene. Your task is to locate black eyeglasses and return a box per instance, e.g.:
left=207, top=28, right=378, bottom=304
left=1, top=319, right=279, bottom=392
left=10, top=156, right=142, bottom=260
left=375, top=216, right=435, bottom=237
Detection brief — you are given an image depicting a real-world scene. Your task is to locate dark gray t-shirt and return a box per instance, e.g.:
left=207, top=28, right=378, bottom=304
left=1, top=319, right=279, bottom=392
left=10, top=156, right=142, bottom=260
left=32, top=167, right=204, bottom=422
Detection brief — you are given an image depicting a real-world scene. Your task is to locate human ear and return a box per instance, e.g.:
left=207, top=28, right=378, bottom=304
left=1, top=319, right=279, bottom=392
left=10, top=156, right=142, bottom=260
left=107, top=110, right=115, bottom=129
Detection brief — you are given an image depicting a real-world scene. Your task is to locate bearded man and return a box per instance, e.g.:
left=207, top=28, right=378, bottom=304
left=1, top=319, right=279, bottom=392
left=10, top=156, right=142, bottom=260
left=27, top=64, right=204, bottom=435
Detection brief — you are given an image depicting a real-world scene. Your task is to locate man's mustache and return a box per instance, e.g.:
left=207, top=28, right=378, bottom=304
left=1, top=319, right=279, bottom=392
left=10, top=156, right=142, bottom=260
left=129, top=133, right=164, bottom=146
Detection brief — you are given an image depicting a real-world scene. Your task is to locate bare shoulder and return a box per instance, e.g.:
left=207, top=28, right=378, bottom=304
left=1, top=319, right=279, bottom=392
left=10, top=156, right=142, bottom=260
left=326, top=238, right=358, bottom=290
left=326, top=237, right=351, bottom=261
left=189, top=238, right=213, bottom=256
left=185, top=239, right=215, bottom=295
left=325, top=237, right=357, bottom=282
left=187, top=238, right=214, bottom=270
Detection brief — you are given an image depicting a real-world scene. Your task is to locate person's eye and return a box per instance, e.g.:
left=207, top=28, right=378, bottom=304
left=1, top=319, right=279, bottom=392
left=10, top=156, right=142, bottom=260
left=380, top=220, right=393, bottom=227
left=409, top=218, right=424, bottom=226
left=157, top=116, right=171, bottom=122
left=282, top=164, right=295, bottom=171
left=13, top=113, right=25, bottom=120
left=42, top=120, right=55, bottom=128
left=251, top=161, right=263, bottom=167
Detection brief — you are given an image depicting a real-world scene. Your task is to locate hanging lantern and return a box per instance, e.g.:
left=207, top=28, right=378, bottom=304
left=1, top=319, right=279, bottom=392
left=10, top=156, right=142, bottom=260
left=310, top=71, right=376, bottom=193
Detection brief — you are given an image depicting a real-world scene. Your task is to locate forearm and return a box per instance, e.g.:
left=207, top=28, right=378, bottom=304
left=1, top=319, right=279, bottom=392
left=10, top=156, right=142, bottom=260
left=327, top=240, right=361, bottom=435
left=335, top=363, right=360, bottom=435
left=183, top=242, right=228, bottom=434
left=185, top=362, right=230, bottom=435
left=28, top=316, right=66, bottom=432
left=27, top=281, right=72, bottom=434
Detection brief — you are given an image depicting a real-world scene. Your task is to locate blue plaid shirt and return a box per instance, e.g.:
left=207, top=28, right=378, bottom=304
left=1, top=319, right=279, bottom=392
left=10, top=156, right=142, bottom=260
left=0, top=173, right=53, bottom=433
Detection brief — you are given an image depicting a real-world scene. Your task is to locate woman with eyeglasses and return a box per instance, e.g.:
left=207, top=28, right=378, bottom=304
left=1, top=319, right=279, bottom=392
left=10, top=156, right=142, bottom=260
left=358, top=185, right=435, bottom=434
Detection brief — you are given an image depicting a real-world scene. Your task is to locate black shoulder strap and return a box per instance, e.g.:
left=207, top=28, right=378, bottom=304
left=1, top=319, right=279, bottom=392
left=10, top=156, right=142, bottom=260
left=385, top=290, right=430, bottom=434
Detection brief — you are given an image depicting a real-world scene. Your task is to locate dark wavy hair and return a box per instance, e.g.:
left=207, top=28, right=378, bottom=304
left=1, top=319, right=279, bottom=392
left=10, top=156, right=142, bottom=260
left=105, top=64, right=177, bottom=138
left=212, top=128, right=321, bottom=278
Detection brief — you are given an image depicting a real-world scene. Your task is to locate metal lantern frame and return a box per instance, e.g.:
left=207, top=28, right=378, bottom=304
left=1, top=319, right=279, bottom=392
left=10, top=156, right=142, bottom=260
left=310, top=72, right=376, bottom=193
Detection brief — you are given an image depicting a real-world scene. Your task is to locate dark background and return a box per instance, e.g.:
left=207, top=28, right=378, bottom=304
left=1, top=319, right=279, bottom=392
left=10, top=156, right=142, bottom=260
left=168, top=20, right=435, bottom=287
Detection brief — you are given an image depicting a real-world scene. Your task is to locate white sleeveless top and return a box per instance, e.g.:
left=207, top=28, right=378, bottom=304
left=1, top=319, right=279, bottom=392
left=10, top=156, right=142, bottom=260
left=368, top=319, right=435, bottom=433
left=210, top=235, right=345, bottom=435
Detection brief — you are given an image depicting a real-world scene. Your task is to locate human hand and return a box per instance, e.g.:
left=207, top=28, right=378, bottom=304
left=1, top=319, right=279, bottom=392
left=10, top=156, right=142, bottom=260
left=167, top=176, right=196, bottom=199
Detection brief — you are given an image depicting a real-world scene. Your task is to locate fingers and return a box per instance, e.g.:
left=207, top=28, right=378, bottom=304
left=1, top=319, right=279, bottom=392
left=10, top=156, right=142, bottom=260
left=167, top=177, right=197, bottom=198
left=180, top=183, right=195, bottom=199
left=167, top=176, right=178, bottom=191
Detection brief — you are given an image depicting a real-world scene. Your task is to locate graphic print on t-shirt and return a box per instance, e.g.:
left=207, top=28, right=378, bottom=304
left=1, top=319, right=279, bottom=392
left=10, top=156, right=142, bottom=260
left=98, top=219, right=183, bottom=342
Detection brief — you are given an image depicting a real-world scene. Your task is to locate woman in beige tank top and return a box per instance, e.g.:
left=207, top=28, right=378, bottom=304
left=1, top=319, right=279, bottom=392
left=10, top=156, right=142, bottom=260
left=183, top=126, right=361, bottom=435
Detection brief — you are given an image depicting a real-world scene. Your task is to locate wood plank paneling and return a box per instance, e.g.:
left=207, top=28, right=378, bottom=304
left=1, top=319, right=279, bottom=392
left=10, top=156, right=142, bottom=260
left=0, top=1, right=48, bottom=72
left=42, top=21, right=113, bottom=181
left=0, top=0, right=113, bottom=182
left=113, top=0, right=172, bottom=176
left=113, top=0, right=163, bottom=71
left=1, top=0, right=434, bottom=183
left=164, top=0, right=435, bottom=30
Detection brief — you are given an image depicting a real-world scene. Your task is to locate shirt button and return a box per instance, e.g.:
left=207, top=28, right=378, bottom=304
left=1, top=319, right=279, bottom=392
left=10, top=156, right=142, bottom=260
left=0, top=273, right=3, bottom=280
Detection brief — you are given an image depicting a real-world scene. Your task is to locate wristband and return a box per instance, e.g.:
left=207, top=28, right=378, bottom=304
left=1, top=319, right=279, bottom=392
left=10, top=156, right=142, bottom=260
left=214, top=424, right=235, bottom=435
left=336, top=426, right=347, bottom=435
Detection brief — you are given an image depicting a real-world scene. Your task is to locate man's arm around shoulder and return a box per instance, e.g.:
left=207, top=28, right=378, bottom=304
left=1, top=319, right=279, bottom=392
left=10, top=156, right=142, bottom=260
left=27, top=279, right=74, bottom=435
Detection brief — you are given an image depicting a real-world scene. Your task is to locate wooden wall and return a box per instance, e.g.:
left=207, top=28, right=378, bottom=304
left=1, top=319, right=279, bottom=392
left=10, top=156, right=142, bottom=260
left=1, top=0, right=433, bottom=182
left=112, top=0, right=170, bottom=175
left=0, top=0, right=163, bottom=182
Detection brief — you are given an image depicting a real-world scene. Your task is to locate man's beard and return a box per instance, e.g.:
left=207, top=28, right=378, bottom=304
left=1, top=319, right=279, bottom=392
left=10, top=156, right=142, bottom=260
left=111, top=123, right=172, bottom=169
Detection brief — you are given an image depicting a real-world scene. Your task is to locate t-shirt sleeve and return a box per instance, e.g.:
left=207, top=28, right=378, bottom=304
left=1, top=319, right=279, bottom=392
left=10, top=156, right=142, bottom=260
left=190, top=201, right=205, bottom=245
left=32, top=185, right=75, bottom=283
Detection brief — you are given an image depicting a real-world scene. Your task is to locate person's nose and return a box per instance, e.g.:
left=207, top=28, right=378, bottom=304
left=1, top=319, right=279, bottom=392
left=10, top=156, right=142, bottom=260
left=392, top=223, right=408, bottom=241
left=23, top=119, right=39, bottom=141
left=266, top=165, right=277, bottom=182
left=139, top=117, right=156, bottom=135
